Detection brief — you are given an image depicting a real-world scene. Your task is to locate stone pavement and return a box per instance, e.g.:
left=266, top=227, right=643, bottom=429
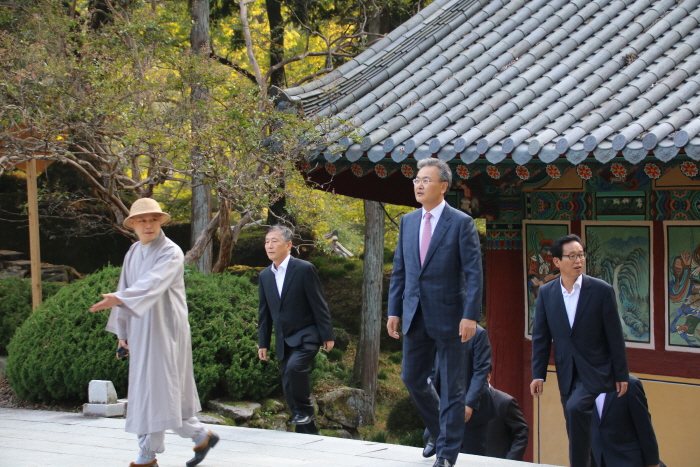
left=0, top=407, right=557, bottom=467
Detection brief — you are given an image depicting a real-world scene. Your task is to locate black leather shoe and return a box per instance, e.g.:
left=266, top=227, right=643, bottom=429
left=422, top=436, right=436, bottom=458
left=186, top=430, right=219, bottom=467
left=432, top=458, right=454, bottom=467
left=290, top=414, right=313, bottom=425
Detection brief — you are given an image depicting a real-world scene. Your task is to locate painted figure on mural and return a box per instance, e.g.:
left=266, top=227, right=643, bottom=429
left=455, top=180, right=497, bottom=220
left=526, top=229, right=560, bottom=334
left=669, top=244, right=700, bottom=346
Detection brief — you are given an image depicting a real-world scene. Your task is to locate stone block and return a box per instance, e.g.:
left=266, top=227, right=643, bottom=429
left=207, top=400, right=261, bottom=421
left=83, top=402, right=126, bottom=418
left=317, top=388, right=374, bottom=428
left=88, top=380, right=118, bottom=404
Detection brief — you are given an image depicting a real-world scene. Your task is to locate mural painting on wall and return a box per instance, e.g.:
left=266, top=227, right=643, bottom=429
left=582, top=222, right=653, bottom=349
left=595, top=191, right=647, bottom=220
left=665, top=221, right=700, bottom=352
left=524, top=191, right=592, bottom=220
left=522, top=221, right=568, bottom=338
left=453, top=179, right=499, bottom=220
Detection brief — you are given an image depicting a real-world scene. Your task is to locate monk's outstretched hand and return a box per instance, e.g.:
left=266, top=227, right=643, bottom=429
left=89, top=293, right=122, bottom=312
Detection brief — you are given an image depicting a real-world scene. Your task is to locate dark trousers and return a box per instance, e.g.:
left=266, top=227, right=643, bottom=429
left=402, top=308, right=466, bottom=464
left=560, top=377, right=597, bottom=467
left=280, top=341, right=319, bottom=429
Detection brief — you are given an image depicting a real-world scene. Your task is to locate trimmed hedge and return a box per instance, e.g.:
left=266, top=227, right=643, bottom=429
left=7, top=266, right=279, bottom=404
left=0, top=278, right=65, bottom=355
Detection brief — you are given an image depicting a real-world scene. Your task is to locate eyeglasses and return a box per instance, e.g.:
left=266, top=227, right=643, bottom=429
left=562, top=253, right=587, bottom=260
left=413, top=178, right=437, bottom=186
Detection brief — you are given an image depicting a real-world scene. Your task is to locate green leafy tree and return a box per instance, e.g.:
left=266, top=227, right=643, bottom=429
left=0, top=1, right=321, bottom=272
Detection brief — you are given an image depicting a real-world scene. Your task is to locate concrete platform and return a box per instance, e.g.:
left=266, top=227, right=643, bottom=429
left=0, top=407, right=557, bottom=467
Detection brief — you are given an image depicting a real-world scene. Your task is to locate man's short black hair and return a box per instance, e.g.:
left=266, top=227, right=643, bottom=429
left=550, top=234, right=585, bottom=259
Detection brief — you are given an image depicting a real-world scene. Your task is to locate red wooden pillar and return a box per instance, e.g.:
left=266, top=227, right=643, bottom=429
left=485, top=246, right=531, bottom=458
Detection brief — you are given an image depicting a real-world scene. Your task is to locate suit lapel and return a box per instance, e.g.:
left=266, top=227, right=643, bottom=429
left=264, top=267, right=281, bottom=312
left=280, top=257, right=298, bottom=304
left=407, top=210, right=422, bottom=268
left=551, top=280, right=572, bottom=334
left=422, top=204, right=452, bottom=270
left=571, top=275, right=592, bottom=332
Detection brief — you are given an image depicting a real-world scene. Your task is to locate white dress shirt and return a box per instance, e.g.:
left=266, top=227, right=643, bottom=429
left=595, top=392, right=606, bottom=419
left=271, top=254, right=291, bottom=297
left=418, top=199, right=446, bottom=250
left=560, top=274, right=583, bottom=328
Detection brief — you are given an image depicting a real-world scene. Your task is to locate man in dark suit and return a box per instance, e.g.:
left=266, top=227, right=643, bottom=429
left=485, top=368, right=529, bottom=461
left=387, top=158, right=483, bottom=467
left=531, top=234, right=628, bottom=467
left=591, top=375, right=660, bottom=467
left=258, top=225, right=335, bottom=435
left=424, top=325, right=495, bottom=457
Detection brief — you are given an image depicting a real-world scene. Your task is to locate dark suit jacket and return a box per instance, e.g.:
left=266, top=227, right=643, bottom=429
left=388, top=203, right=482, bottom=338
left=486, top=387, right=529, bottom=460
left=258, top=257, right=335, bottom=361
left=463, top=325, right=496, bottom=426
left=591, top=375, right=659, bottom=467
left=531, top=274, right=628, bottom=396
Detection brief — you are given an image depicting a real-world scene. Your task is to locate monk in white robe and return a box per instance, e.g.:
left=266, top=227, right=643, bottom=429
left=90, top=198, right=219, bottom=467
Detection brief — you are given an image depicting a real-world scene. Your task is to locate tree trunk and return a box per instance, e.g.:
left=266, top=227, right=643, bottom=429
left=212, top=209, right=253, bottom=273
left=353, top=199, right=385, bottom=409
left=190, top=0, right=212, bottom=273
left=265, top=0, right=286, bottom=88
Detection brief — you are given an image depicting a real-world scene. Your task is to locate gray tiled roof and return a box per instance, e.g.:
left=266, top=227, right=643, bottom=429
left=278, top=0, right=700, bottom=166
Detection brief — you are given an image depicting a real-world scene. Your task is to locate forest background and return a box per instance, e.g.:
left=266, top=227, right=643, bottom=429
left=0, top=0, right=434, bottom=263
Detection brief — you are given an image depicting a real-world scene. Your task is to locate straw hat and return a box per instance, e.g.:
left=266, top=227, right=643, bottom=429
left=123, top=198, right=171, bottom=229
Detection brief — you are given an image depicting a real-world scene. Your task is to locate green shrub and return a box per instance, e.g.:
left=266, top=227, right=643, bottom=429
left=309, top=351, right=329, bottom=389
left=388, top=352, right=402, bottom=364
left=6, top=266, right=128, bottom=403
left=370, top=431, right=388, bottom=443
left=399, top=429, right=424, bottom=447
left=7, top=266, right=279, bottom=404
left=327, top=348, right=343, bottom=362
left=378, top=370, right=388, bottom=380
left=0, top=278, right=65, bottom=355
left=386, top=395, right=424, bottom=436
left=185, top=269, right=279, bottom=402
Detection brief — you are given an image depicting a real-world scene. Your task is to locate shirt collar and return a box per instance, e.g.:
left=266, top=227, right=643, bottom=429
left=271, top=254, right=291, bottom=274
left=560, top=274, right=583, bottom=294
left=423, top=199, right=446, bottom=220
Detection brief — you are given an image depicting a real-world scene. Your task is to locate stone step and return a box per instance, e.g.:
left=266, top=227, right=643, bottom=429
left=4, top=260, right=31, bottom=270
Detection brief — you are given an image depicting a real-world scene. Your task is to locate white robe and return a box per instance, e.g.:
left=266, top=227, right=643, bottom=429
left=106, top=231, right=201, bottom=434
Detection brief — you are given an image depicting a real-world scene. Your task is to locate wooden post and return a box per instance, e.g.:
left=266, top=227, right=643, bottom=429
left=26, top=158, right=42, bottom=310
left=353, top=199, right=385, bottom=409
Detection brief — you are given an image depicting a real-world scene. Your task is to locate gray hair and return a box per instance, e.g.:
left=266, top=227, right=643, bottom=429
left=267, top=224, right=294, bottom=243
left=417, top=158, right=452, bottom=187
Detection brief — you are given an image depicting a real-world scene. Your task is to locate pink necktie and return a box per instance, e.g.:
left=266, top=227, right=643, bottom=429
left=420, top=212, right=432, bottom=266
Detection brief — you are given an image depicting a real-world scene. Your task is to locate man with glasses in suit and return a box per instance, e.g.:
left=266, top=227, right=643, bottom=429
left=388, top=158, right=483, bottom=467
left=530, top=234, right=628, bottom=467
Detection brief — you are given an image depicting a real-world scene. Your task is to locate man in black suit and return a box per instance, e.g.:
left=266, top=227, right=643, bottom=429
left=388, top=158, right=483, bottom=467
left=258, top=225, right=335, bottom=435
left=530, top=234, right=628, bottom=467
left=485, top=368, right=529, bottom=461
left=591, top=375, right=660, bottom=467
left=424, top=325, right=495, bottom=458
